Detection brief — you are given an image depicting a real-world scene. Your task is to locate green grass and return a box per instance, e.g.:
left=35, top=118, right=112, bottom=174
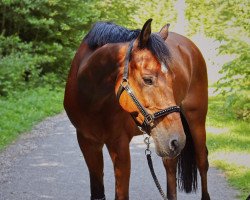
left=0, top=86, right=64, bottom=151
left=207, top=95, right=250, bottom=199
left=207, top=95, right=250, bottom=154
left=213, top=161, right=250, bottom=199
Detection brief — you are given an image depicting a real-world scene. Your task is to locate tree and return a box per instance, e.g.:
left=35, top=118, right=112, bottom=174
left=132, top=0, right=177, bottom=31
left=0, top=0, right=140, bottom=96
left=0, top=0, right=178, bottom=96
left=185, top=0, right=249, bottom=119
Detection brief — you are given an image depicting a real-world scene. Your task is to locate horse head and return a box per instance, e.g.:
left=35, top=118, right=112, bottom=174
left=116, top=19, right=186, bottom=159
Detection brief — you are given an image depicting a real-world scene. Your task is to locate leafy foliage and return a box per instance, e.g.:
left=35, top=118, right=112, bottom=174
left=1, top=0, right=248, bottom=119
left=185, top=0, right=250, bottom=120
left=0, top=0, right=139, bottom=96
left=131, top=0, right=177, bottom=31
left=0, top=35, right=46, bottom=95
left=0, top=0, right=177, bottom=97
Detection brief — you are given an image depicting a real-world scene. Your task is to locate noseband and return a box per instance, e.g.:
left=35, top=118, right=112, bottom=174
left=116, top=40, right=181, bottom=134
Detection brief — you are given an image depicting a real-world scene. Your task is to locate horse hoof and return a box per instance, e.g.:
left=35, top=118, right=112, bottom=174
left=201, top=192, right=210, bottom=200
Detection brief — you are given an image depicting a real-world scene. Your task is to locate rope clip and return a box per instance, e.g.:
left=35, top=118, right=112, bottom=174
left=144, top=136, right=151, bottom=155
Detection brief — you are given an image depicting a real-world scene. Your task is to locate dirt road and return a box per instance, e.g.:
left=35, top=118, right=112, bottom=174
left=0, top=113, right=240, bottom=200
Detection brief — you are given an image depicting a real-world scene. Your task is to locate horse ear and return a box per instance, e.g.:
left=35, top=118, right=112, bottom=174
left=138, top=18, right=152, bottom=48
left=159, top=23, right=170, bottom=40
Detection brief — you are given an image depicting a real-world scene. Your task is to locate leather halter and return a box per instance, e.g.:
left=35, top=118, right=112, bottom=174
left=116, top=40, right=181, bottom=134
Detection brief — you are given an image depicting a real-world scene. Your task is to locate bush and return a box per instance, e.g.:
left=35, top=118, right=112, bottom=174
left=0, top=35, right=44, bottom=96
left=0, top=0, right=144, bottom=97
left=226, top=94, right=250, bottom=121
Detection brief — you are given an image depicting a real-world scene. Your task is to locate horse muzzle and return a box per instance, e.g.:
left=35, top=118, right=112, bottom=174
left=151, top=131, right=186, bottom=159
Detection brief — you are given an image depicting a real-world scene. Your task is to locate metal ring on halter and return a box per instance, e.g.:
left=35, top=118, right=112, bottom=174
left=121, top=79, right=129, bottom=87
left=144, top=114, right=154, bottom=127
left=145, top=149, right=152, bottom=155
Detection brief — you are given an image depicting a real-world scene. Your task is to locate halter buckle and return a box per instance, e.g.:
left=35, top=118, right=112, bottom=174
left=144, top=114, right=154, bottom=127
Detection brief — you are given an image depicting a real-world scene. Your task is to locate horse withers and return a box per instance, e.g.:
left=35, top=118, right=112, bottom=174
left=64, top=19, right=210, bottom=200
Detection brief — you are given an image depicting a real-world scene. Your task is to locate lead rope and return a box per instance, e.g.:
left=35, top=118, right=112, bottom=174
left=144, top=136, right=168, bottom=200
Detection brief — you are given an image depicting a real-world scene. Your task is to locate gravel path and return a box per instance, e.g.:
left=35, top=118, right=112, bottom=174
left=0, top=112, right=240, bottom=200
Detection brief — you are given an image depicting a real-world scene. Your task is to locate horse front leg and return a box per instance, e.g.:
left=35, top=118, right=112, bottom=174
left=162, top=157, right=178, bottom=200
left=77, top=131, right=106, bottom=200
left=107, top=135, right=131, bottom=200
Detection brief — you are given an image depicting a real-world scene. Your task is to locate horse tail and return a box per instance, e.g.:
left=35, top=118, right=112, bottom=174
left=177, top=111, right=197, bottom=193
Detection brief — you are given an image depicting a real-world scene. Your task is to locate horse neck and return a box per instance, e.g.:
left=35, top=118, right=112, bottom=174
left=77, top=43, right=124, bottom=111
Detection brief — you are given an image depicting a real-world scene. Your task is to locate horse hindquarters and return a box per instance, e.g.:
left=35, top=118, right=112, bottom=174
left=76, top=131, right=106, bottom=200
left=181, top=70, right=210, bottom=199
left=168, top=32, right=210, bottom=199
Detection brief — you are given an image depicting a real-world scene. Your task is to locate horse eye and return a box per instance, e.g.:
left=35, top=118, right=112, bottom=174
left=143, top=77, right=153, bottom=85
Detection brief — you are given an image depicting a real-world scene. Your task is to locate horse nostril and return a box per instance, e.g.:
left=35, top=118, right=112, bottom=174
left=169, top=139, right=179, bottom=151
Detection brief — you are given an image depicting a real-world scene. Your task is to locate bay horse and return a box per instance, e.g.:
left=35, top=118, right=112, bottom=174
left=64, top=19, right=210, bottom=200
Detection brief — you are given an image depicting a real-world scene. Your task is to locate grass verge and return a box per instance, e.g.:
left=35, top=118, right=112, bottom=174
left=0, top=86, right=64, bottom=151
left=214, top=160, right=250, bottom=198
left=207, top=95, right=250, bottom=199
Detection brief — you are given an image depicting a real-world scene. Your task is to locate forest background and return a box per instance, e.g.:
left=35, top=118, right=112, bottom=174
left=0, top=0, right=249, bottom=198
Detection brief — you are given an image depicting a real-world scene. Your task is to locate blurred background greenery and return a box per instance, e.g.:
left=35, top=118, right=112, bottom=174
left=0, top=0, right=248, bottom=119
left=0, top=0, right=249, bottom=198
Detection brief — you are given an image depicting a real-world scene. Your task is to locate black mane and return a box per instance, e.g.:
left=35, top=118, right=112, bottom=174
left=84, top=22, right=171, bottom=64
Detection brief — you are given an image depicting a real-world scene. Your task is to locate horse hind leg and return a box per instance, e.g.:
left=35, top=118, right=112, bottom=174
left=184, top=112, right=210, bottom=200
left=191, top=127, right=210, bottom=200
left=195, top=140, right=210, bottom=200
left=199, top=146, right=210, bottom=200
left=77, top=131, right=106, bottom=200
